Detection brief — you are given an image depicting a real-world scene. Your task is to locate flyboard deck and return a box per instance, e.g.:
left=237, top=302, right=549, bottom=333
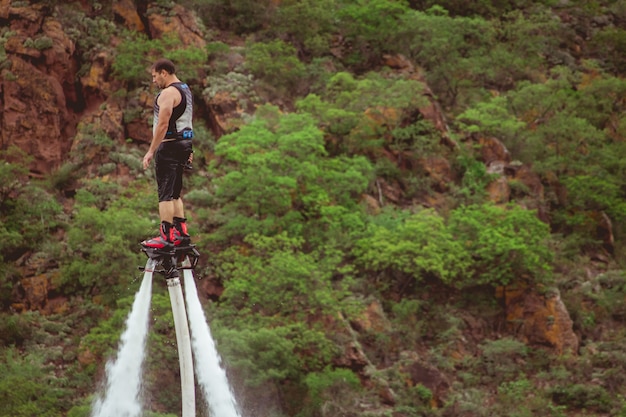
left=138, top=244, right=200, bottom=278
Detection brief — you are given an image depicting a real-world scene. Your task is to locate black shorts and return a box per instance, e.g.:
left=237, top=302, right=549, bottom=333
left=155, top=139, right=192, bottom=202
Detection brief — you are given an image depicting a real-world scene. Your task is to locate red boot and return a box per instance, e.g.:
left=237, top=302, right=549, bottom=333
left=173, top=217, right=191, bottom=246
left=141, top=221, right=175, bottom=250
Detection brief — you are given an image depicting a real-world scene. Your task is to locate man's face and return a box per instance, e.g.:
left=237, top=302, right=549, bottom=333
left=152, top=69, right=167, bottom=89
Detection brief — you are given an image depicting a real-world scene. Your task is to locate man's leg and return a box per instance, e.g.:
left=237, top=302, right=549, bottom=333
left=172, top=198, right=185, bottom=219
left=159, top=200, right=176, bottom=223
left=172, top=198, right=191, bottom=244
left=142, top=145, right=179, bottom=249
left=141, top=201, right=176, bottom=249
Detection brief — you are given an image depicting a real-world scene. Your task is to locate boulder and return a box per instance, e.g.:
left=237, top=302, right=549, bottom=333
left=0, top=0, right=9, bottom=19
left=501, top=286, right=579, bottom=354
left=478, top=136, right=511, bottom=165
left=420, top=156, right=454, bottom=192
left=350, top=299, right=392, bottom=333
left=42, top=18, right=78, bottom=102
left=487, top=176, right=511, bottom=204
left=113, top=0, right=145, bottom=31
left=147, top=4, right=206, bottom=48
left=398, top=354, right=450, bottom=407
left=1, top=57, right=71, bottom=175
left=17, top=273, right=49, bottom=311
left=207, top=90, right=246, bottom=136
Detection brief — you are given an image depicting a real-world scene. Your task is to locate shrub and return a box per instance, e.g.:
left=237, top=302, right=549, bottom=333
left=244, top=40, right=306, bottom=96
left=189, top=0, right=273, bottom=34
left=0, top=348, right=65, bottom=417
left=0, top=314, right=33, bottom=347
left=23, top=36, right=54, bottom=50
left=301, top=367, right=362, bottom=416
left=210, top=105, right=372, bottom=241
left=213, top=325, right=313, bottom=387
left=479, top=337, right=528, bottom=384
left=58, top=205, right=152, bottom=303
left=0, top=147, right=63, bottom=260
left=353, top=207, right=471, bottom=288
left=270, top=0, right=337, bottom=57
left=448, top=203, right=553, bottom=287
left=216, top=233, right=349, bottom=320
left=113, top=32, right=207, bottom=88
left=549, top=383, right=612, bottom=412
left=296, top=71, right=428, bottom=156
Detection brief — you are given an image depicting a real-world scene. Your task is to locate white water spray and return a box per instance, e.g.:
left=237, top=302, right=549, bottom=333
left=183, top=269, right=242, bottom=417
left=91, top=264, right=153, bottom=417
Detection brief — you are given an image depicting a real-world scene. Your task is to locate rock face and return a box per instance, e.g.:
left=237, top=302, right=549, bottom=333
left=1, top=56, right=75, bottom=175
left=0, top=5, right=592, bottom=415
left=146, top=4, right=206, bottom=48
left=0, top=2, right=80, bottom=175
left=0, top=1, right=210, bottom=176
left=501, top=286, right=579, bottom=354
left=112, top=0, right=145, bottom=32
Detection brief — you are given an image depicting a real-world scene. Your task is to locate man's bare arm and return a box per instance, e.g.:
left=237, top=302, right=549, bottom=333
left=143, top=87, right=180, bottom=169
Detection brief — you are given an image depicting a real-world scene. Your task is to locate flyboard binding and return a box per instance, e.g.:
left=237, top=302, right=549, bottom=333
left=138, top=243, right=200, bottom=278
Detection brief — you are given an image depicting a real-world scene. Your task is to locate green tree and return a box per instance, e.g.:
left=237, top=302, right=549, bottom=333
left=0, top=147, right=62, bottom=262
left=0, top=348, right=65, bottom=417
left=113, top=32, right=207, bottom=88
left=244, top=39, right=307, bottom=96
left=297, top=71, right=428, bottom=155
left=0, top=150, right=31, bottom=260
left=457, top=66, right=626, bottom=253
left=458, top=66, right=624, bottom=175
left=396, top=7, right=559, bottom=109
left=186, top=0, right=273, bottom=34
left=211, top=233, right=348, bottom=410
left=353, top=208, right=471, bottom=290
left=301, top=367, right=362, bottom=416
left=210, top=105, right=373, bottom=242
left=336, top=0, right=411, bottom=68
left=448, top=203, right=553, bottom=287
left=588, top=27, right=626, bottom=74
left=216, top=233, right=351, bottom=320
left=410, top=0, right=558, bottom=18
left=59, top=204, right=152, bottom=303
left=270, top=0, right=338, bottom=57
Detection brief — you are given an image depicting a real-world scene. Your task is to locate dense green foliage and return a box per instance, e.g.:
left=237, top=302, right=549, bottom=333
left=4, top=0, right=626, bottom=416
left=113, top=33, right=208, bottom=88
left=0, top=348, right=65, bottom=417
left=210, top=105, right=373, bottom=247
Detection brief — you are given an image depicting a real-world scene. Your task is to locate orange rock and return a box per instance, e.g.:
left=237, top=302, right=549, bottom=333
left=478, top=136, right=511, bottom=165
left=351, top=299, right=391, bottom=333
left=113, top=0, right=145, bottom=32
left=487, top=176, right=511, bottom=204
left=20, top=273, right=49, bottom=310
left=420, top=156, right=454, bottom=192
left=0, top=0, right=9, bottom=19
left=503, top=287, right=578, bottom=355
left=42, top=18, right=76, bottom=89
left=208, top=91, right=246, bottom=136
left=1, top=57, right=71, bottom=174
left=147, top=4, right=206, bottom=49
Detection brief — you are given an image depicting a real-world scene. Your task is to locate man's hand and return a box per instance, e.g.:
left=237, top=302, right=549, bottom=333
left=143, top=151, right=154, bottom=169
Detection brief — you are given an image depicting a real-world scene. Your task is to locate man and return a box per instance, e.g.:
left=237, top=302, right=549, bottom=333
left=141, top=58, right=194, bottom=250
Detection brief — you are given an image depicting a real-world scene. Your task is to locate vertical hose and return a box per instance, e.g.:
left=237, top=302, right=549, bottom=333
left=167, top=277, right=196, bottom=417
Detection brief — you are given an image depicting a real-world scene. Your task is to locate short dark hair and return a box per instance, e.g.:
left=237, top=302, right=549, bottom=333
left=152, top=58, right=176, bottom=74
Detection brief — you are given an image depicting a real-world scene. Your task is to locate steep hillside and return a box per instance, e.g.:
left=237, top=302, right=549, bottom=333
left=2, top=1, right=626, bottom=417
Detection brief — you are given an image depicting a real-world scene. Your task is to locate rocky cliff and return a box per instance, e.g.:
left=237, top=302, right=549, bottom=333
left=1, top=1, right=592, bottom=415
left=1, top=0, right=582, bottom=357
